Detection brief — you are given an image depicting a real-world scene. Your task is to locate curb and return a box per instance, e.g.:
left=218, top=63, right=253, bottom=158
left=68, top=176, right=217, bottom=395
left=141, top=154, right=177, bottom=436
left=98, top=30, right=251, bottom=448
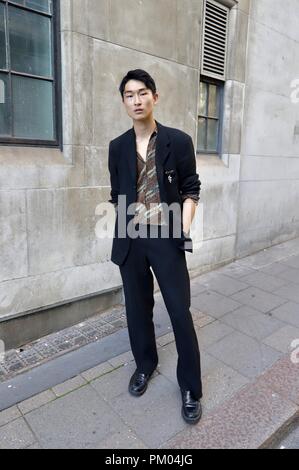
left=260, top=412, right=299, bottom=449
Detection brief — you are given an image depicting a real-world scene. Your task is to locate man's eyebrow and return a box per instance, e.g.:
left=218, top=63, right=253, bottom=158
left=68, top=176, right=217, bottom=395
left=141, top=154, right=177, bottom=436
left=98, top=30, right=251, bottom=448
left=124, top=88, right=147, bottom=94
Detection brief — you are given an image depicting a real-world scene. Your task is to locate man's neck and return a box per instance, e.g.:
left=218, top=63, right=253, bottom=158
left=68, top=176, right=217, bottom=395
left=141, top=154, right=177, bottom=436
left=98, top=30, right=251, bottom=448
left=133, top=117, right=157, bottom=141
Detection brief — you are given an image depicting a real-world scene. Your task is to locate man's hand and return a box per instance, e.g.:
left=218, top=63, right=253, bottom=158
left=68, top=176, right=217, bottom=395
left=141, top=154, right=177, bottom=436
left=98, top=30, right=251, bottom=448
left=182, top=198, right=197, bottom=235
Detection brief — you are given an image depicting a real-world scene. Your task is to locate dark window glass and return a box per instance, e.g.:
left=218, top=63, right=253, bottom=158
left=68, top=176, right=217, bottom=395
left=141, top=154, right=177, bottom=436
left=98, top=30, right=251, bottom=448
left=197, top=117, right=206, bottom=151
left=208, top=85, right=220, bottom=118
left=26, top=0, right=52, bottom=14
left=8, top=0, right=52, bottom=14
left=9, top=6, right=52, bottom=77
left=207, top=119, right=219, bottom=152
left=12, top=75, right=54, bottom=139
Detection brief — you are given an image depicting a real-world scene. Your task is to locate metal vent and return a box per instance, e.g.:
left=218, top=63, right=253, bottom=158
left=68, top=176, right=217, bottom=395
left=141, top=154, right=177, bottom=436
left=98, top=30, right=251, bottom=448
left=201, top=0, right=229, bottom=81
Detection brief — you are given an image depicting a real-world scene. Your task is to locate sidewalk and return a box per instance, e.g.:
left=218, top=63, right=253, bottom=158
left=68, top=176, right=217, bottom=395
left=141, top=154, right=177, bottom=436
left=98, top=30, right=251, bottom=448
left=0, top=237, right=299, bottom=449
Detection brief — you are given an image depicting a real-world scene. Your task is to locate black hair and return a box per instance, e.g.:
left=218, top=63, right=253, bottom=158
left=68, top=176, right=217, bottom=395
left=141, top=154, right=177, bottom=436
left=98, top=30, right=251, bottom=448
left=119, top=69, right=157, bottom=100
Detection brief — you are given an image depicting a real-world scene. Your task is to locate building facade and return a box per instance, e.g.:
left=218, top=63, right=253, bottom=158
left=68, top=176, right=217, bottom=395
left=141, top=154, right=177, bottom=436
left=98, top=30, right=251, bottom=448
left=0, top=0, right=298, bottom=348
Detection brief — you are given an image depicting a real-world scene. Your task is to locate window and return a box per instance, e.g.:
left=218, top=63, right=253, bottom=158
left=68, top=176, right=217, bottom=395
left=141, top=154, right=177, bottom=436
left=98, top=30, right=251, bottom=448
left=0, top=0, right=61, bottom=147
left=197, top=0, right=231, bottom=154
left=197, top=78, right=224, bottom=154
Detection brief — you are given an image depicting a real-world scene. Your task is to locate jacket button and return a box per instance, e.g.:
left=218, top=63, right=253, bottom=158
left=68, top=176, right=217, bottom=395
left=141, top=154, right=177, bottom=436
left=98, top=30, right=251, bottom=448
left=133, top=185, right=137, bottom=190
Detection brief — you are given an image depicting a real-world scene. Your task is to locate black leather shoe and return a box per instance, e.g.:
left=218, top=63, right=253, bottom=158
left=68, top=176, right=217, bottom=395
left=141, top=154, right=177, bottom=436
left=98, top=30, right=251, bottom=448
left=128, top=370, right=154, bottom=397
left=181, top=390, right=202, bottom=424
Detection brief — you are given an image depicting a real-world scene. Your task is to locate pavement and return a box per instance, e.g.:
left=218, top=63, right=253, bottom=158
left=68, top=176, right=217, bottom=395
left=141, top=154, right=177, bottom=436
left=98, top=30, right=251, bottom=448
left=0, top=237, right=299, bottom=449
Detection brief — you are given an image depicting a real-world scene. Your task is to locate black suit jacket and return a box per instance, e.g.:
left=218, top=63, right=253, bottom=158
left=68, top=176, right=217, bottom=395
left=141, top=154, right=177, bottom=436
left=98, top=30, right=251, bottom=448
left=108, top=120, right=201, bottom=266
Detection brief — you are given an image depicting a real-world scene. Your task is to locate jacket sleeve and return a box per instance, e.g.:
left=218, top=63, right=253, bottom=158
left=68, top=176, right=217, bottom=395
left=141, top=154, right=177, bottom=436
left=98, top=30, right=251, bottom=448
left=108, top=140, right=119, bottom=210
left=177, top=135, right=201, bottom=202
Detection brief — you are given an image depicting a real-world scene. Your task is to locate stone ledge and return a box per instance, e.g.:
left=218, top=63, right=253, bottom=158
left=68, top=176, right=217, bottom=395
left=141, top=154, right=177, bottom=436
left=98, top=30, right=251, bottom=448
left=0, top=287, right=122, bottom=350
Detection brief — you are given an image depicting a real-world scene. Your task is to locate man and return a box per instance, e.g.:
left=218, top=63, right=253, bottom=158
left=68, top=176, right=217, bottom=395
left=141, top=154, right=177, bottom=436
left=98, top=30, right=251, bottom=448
left=108, top=69, right=202, bottom=424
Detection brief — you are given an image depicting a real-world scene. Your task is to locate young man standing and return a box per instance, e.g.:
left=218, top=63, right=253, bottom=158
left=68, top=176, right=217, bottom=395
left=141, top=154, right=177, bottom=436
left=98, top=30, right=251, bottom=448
left=108, top=69, right=203, bottom=424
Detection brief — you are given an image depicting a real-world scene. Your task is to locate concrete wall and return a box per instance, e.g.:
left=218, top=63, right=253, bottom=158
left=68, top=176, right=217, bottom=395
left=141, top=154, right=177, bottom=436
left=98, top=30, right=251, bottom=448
left=187, top=0, right=250, bottom=273
left=236, top=0, right=299, bottom=256
left=1, top=0, right=278, bottom=348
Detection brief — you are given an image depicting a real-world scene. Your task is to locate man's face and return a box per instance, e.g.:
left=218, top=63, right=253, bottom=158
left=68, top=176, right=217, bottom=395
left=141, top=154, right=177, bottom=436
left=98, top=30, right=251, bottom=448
left=123, top=79, right=159, bottom=121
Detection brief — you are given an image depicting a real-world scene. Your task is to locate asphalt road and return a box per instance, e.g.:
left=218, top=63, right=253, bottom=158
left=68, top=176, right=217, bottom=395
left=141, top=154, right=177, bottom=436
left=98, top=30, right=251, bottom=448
left=274, top=423, right=299, bottom=449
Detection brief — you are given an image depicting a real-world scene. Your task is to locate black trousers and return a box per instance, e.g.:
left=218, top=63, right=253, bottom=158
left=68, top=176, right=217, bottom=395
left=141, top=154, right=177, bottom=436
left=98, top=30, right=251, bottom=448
left=119, top=223, right=203, bottom=400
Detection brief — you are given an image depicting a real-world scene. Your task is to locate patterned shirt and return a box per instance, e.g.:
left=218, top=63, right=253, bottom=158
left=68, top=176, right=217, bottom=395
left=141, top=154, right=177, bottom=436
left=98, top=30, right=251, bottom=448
left=132, top=124, right=199, bottom=226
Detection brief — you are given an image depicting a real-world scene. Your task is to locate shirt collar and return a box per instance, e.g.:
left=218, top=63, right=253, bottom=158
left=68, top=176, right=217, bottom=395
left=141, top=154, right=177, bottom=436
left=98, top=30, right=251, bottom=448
left=151, top=124, right=158, bottom=139
left=133, top=122, right=158, bottom=138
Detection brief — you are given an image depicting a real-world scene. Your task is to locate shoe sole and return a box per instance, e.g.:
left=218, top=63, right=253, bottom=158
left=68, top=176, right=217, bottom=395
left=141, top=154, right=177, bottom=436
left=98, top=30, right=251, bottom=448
left=181, top=407, right=202, bottom=425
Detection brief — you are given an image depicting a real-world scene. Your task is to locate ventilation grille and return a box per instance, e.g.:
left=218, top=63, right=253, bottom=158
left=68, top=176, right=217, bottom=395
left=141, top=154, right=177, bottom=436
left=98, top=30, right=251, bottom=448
left=201, top=0, right=229, bottom=81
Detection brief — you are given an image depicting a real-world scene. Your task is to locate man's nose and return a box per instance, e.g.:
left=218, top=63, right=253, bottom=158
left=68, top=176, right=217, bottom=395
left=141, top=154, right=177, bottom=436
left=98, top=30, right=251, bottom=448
left=134, top=94, right=141, bottom=104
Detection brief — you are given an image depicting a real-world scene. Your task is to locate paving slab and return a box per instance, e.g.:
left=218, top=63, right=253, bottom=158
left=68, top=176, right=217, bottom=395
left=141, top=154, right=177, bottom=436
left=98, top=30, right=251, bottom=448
left=0, top=406, right=21, bottom=427
left=274, top=266, right=299, bottom=284
left=274, top=284, right=299, bottom=303
left=211, top=262, right=256, bottom=279
left=206, top=330, right=283, bottom=379
left=238, top=270, right=288, bottom=293
left=279, top=254, right=299, bottom=269
left=231, top=287, right=287, bottom=313
left=80, top=361, right=114, bottom=382
left=0, top=417, right=36, bottom=449
left=103, top=374, right=187, bottom=449
left=201, top=360, right=249, bottom=413
left=262, top=325, right=299, bottom=354
left=259, top=262, right=294, bottom=276
left=221, top=305, right=286, bottom=340
left=52, top=375, right=88, bottom=397
left=18, top=390, right=56, bottom=415
left=192, top=272, right=249, bottom=296
left=24, top=385, right=127, bottom=449
left=95, top=426, right=148, bottom=449
left=270, top=301, right=299, bottom=328
left=191, top=290, right=241, bottom=319
left=194, top=320, right=235, bottom=350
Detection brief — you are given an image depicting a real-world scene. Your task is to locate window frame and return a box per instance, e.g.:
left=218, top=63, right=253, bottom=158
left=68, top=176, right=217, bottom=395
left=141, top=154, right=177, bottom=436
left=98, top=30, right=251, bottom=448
left=197, top=76, right=224, bottom=156
left=0, top=0, right=62, bottom=149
